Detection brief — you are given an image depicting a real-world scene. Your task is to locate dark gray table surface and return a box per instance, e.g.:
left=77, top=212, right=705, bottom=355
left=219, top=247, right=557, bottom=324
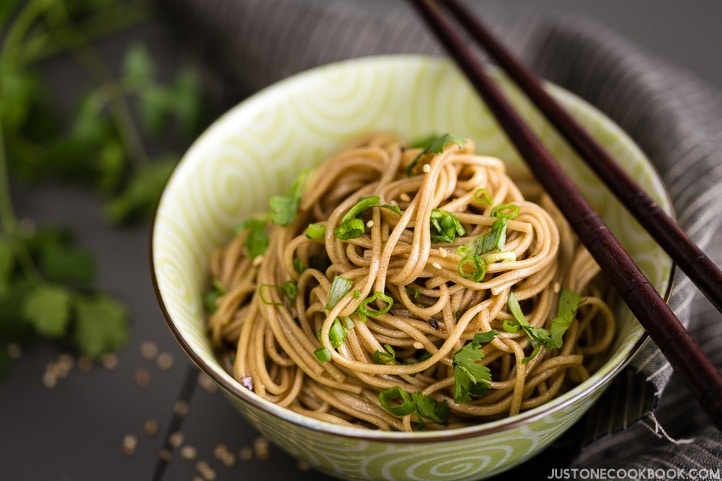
left=2, top=2, right=722, bottom=480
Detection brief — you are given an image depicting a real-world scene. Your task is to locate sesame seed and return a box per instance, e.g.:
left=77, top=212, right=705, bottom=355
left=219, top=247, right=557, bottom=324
left=140, top=341, right=159, bottom=360
left=196, top=460, right=217, bottom=480
left=198, top=373, right=218, bottom=393
left=214, top=443, right=236, bottom=467
left=77, top=356, right=93, bottom=373
left=239, top=447, right=253, bottom=461
left=399, top=193, right=411, bottom=202
left=101, top=353, right=119, bottom=370
left=438, top=247, right=448, bottom=258
left=431, top=261, right=442, bottom=270
left=134, top=368, right=151, bottom=386
left=143, top=419, right=159, bottom=437
left=422, top=163, right=431, bottom=173
left=122, top=434, right=137, bottom=455
left=180, top=445, right=198, bottom=460
left=413, top=341, right=424, bottom=350
left=156, top=351, right=174, bottom=370
left=173, top=400, right=189, bottom=417
left=253, top=436, right=270, bottom=460
left=158, top=449, right=173, bottom=462
left=366, top=220, right=374, bottom=228
left=252, top=255, right=264, bottom=267
left=168, top=431, right=185, bottom=448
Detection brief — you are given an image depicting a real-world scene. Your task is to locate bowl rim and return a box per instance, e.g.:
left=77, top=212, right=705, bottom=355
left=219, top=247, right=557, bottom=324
left=150, top=53, right=674, bottom=443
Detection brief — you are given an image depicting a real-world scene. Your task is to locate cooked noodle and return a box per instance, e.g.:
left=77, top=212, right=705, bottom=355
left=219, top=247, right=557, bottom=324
left=205, top=132, right=616, bottom=431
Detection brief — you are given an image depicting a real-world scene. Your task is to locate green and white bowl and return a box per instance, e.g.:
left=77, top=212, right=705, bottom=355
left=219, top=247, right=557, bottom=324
left=151, top=55, right=673, bottom=481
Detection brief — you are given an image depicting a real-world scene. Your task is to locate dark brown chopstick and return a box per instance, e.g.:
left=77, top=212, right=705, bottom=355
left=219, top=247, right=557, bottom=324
left=408, top=0, right=722, bottom=430
left=442, top=0, right=722, bottom=316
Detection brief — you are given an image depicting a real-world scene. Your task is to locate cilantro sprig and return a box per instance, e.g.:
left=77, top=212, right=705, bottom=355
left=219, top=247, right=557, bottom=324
left=452, top=330, right=498, bottom=403
left=0, top=0, right=209, bottom=373
left=379, top=386, right=450, bottom=429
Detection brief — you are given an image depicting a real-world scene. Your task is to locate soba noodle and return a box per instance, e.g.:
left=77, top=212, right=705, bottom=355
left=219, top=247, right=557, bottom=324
left=205, top=132, right=616, bottom=431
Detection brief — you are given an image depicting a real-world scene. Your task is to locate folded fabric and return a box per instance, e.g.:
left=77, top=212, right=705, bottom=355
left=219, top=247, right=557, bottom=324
left=155, top=0, right=722, bottom=475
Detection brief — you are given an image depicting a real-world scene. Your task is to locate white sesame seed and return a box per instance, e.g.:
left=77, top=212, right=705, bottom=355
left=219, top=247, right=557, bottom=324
left=239, top=447, right=253, bottom=461
left=413, top=341, right=424, bottom=350
left=399, top=193, right=411, bottom=202
left=366, top=220, right=374, bottom=228
left=7, top=343, right=22, bottom=359
left=173, top=400, right=189, bottom=417
left=140, top=341, right=159, bottom=360
left=438, top=247, right=448, bottom=258
left=168, top=431, right=185, bottom=448
left=431, top=261, right=442, bottom=270
left=156, top=351, right=174, bottom=370
left=180, top=445, right=198, bottom=460
left=422, top=163, right=431, bottom=173
left=101, top=353, right=119, bottom=370
left=122, top=434, right=138, bottom=455
left=196, top=460, right=217, bottom=480
left=143, top=419, right=159, bottom=437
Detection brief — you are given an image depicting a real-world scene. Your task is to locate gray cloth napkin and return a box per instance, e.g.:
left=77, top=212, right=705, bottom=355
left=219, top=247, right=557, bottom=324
left=156, top=0, right=722, bottom=476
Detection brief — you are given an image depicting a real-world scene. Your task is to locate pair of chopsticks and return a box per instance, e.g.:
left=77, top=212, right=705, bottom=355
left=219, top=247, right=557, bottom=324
left=408, top=0, right=722, bottom=430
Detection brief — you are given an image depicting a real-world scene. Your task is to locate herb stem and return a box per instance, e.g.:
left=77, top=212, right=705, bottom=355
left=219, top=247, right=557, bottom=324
left=0, top=118, right=17, bottom=235
left=20, top=0, right=153, bottom=64
left=49, top=3, right=150, bottom=167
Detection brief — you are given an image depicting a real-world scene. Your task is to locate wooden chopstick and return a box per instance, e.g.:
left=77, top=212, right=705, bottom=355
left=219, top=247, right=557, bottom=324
left=441, top=0, right=722, bottom=316
left=408, top=0, right=722, bottom=430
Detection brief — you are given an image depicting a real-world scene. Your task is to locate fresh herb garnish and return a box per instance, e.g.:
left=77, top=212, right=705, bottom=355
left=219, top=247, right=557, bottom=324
left=506, top=292, right=552, bottom=362
left=378, top=386, right=450, bottom=428
left=549, top=288, right=582, bottom=348
left=355, top=291, right=393, bottom=321
left=452, top=331, right=498, bottom=403
left=305, top=223, right=326, bottom=239
left=406, top=133, right=467, bottom=176
left=373, top=344, right=397, bottom=364
left=236, top=217, right=270, bottom=259
left=334, top=196, right=379, bottom=240
left=325, top=275, right=353, bottom=310
left=269, top=171, right=308, bottom=226
left=430, top=209, right=466, bottom=243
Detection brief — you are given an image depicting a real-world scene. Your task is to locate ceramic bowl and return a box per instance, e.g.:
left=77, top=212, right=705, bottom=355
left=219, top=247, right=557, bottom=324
left=151, top=55, right=673, bottom=481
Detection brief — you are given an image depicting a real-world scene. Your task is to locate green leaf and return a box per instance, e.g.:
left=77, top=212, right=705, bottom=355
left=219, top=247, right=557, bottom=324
left=378, top=386, right=416, bottom=416
left=237, top=217, right=270, bottom=259
left=22, top=284, right=72, bottom=338
left=38, top=237, right=95, bottom=285
left=72, top=294, right=129, bottom=358
left=105, top=157, right=176, bottom=224
left=406, top=133, right=466, bottom=175
left=452, top=332, right=496, bottom=403
left=549, top=289, right=582, bottom=348
left=334, top=196, right=379, bottom=240
left=171, top=68, right=203, bottom=136
left=123, top=43, right=155, bottom=89
left=412, top=391, right=449, bottom=424
left=325, top=275, right=353, bottom=310
left=430, top=208, right=465, bottom=243
left=137, top=86, right=172, bottom=135
left=269, top=172, right=308, bottom=226
left=507, top=292, right=552, bottom=353
left=356, top=291, right=394, bottom=320
left=373, top=344, right=397, bottom=364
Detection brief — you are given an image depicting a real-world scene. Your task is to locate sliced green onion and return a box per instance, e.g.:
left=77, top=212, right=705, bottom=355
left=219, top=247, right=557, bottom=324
left=458, top=255, right=486, bottom=282
left=334, top=218, right=365, bottom=240
left=357, top=291, right=394, bottom=319
left=314, top=347, right=331, bottom=363
left=430, top=208, right=466, bottom=243
left=305, top=223, right=326, bottom=239
left=326, top=275, right=353, bottom=310
left=329, top=319, right=347, bottom=348
left=491, top=203, right=520, bottom=220
left=374, top=344, right=397, bottom=364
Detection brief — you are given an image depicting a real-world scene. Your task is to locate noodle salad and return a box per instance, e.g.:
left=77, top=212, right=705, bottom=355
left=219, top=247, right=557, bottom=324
left=203, top=132, right=615, bottom=432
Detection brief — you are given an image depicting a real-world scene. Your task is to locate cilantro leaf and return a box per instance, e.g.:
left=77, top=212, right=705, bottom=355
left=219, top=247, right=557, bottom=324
left=270, top=171, right=308, bottom=226
left=506, top=292, right=552, bottom=360
left=22, top=284, right=73, bottom=338
left=549, top=289, right=582, bottom=348
left=105, top=157, right=176, bottom=224
left=406, top=133, right=467, bottom=175
left=73, top=294, right=129, bottom=358
left=452, top=332, right=496, bottom=403
left=378, top=386, right=450, bottom=428
left=123, top=43, right=155, bottom=89
left=237, top=217, right=270, bottom=259
left=412, top=391, right=450, bottom=425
